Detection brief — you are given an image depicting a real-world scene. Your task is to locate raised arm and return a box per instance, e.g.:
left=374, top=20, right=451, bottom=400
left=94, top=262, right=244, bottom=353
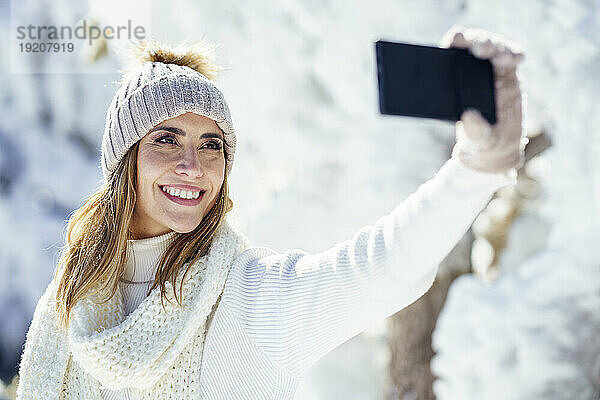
left=225, top=156, right=515, bottom=376
left=225, top=25, right=526, bottom=377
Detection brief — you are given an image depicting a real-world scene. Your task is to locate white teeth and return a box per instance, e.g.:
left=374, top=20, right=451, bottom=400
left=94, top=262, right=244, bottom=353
left=161, top=186, right=202, bottom=200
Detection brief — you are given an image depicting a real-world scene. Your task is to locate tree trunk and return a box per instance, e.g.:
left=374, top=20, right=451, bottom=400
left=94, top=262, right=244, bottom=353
left=386, top=231, right=473, bottom=400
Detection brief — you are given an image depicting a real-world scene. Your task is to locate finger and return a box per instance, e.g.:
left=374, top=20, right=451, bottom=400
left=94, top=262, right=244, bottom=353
left=459, top=108, right=495, bottom=144
left=439, top=25, right=470, bottom=48
left=470, top=37, right=496, bottom=59
left=462, top=27, right=495, bottom=44
left=491, top=48, right=525, bottom=69
left=492, top=37, right=525, bottom=61
left=475, top=33, right=525, bottom=64
left=464, top=28, right=500, bottom=58
left=464, top=29, right=525, bottom=59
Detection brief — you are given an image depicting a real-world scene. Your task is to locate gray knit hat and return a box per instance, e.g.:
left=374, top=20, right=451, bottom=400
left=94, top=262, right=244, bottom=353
left=100, top=40, right=236, bottom=184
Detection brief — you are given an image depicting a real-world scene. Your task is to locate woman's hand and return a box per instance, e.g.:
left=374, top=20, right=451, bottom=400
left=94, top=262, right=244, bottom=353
left=440, top=25, right=528, bottom=174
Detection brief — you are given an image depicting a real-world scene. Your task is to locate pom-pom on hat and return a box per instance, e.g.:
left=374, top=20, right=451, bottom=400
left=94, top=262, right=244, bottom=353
left=100, top=38, right=236, bottom=184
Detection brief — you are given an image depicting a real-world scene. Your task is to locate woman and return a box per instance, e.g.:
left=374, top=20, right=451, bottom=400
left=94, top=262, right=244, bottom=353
left=16, top=25, right=526, bottom=399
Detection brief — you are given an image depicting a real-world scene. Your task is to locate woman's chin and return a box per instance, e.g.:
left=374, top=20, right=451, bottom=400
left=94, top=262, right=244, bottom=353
left=168, top=222, right=202, bottom=234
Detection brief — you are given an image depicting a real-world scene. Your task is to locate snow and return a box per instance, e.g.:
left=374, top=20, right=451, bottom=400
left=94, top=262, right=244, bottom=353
left=0, top=0, right=598, bottom=398
left=432, top=227, right=600, bottom=400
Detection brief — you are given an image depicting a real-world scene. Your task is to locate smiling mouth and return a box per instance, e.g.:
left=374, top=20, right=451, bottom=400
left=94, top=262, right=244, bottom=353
left=159, top=185, right=206, bottom=206
left=158, top=185, right=205, bottom=200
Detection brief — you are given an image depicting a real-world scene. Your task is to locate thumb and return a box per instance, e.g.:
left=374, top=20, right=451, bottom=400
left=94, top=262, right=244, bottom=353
left=458, top=108, right=495, bottom=146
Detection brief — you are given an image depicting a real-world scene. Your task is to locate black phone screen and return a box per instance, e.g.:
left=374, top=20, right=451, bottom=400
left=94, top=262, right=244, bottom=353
left=375, top=40, right=497, bottom=125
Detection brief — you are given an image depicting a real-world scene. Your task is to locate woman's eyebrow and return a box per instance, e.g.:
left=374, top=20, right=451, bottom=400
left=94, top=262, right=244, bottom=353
left=199, top=132, right=224, bottom=140
left=148, top=126, right=223, bottom=140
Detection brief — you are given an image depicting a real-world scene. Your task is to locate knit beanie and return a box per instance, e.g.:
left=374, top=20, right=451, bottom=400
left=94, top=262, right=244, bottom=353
left=100, top=39, right=236, bottom=184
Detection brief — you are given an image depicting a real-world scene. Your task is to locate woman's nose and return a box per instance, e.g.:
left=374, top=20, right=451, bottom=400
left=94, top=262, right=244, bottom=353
left=174, top=147, right=204, bottom=178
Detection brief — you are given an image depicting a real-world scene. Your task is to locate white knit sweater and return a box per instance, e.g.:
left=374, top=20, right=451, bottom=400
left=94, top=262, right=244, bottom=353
left=101, top=230, right=179, bottom=400
left=16, top=157, right=514, bottom=399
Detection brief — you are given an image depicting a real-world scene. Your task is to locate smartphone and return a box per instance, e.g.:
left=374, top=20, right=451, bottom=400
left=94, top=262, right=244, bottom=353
left=375, top=40, right=497, bottom=125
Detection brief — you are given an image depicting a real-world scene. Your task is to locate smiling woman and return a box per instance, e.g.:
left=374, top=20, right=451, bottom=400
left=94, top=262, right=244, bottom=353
left=133, top=113, right=226, bottom=239
left=15, top=27, right=526, bottom=400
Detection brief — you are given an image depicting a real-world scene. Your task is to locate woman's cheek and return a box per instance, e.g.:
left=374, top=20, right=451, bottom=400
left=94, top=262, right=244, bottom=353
left=143, top=150, right=174, bottom=172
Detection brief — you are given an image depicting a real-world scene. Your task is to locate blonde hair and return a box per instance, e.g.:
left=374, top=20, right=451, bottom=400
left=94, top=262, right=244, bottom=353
left=55, top=140, right=233, bottom=330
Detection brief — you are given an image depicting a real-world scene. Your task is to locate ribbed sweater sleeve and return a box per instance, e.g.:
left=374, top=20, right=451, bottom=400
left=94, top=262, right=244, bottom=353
left=225, top=156, right=516, bottom=377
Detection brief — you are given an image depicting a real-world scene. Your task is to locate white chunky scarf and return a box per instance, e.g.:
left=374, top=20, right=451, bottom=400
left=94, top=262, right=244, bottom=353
left=16, top=218, right=251, bottom=399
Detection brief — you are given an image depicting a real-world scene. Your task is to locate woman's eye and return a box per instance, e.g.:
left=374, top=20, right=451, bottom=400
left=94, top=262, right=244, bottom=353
left=202, top=140, right=223, bottom=151
left=155, top=134, right=177, bottom=145
left=153, top=135, right=222, bottom=151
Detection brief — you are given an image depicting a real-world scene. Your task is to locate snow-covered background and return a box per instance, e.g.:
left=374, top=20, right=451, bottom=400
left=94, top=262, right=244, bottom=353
left=0, top=0, right=598, bottom=398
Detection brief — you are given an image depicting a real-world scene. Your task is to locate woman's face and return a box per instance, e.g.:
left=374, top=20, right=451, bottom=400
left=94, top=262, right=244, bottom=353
left=130, top=112, right=226, bottom=239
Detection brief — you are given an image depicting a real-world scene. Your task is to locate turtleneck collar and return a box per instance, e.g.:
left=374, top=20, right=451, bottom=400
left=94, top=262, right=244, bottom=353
left=123, top=230, right=179, bottom=283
